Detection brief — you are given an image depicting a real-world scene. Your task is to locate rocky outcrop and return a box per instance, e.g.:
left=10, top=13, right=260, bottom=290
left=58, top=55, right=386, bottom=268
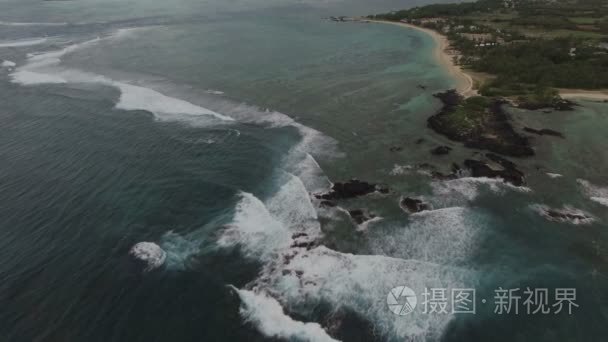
left=428, top=90, right=534, bottom=157
left=400, top=197, right=431, bottom=213
left=315, top=179, right=387, bottom=200
left=517, top=98, right=576, bottom=111
left=464, top=153, right=526, bottom=186
left=532, top=205, right=595, bottom=225
left=523, top=127, right=564, bottom=138
left=320, top=200, right=338, bottom=208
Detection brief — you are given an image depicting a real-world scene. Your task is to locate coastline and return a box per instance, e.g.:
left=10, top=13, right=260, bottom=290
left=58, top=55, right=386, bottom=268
left=558, top=89, right=608, bottom=101
left=369, top=20, right=477, bottom=97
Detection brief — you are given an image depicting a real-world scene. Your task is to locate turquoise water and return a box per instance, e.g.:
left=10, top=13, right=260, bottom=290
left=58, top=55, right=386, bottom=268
left=1, top=0, right=608, bottom=341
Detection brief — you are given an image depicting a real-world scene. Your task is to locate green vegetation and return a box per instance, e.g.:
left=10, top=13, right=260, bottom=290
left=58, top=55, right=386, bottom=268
left=369, top=0, right=608, bottom=102
left=443, top=96, right=492, bottom=135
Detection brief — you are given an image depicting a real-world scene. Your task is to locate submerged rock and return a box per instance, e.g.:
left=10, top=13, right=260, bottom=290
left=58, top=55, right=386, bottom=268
left=348, top=209, right=376, bottom=225
left=430, top=145, right=452, bottom=155
left=400, top=197, right=431, bottom=214
left=532, top=205, right=595, bottom=225
left=129, top=242, right=167, bottom=272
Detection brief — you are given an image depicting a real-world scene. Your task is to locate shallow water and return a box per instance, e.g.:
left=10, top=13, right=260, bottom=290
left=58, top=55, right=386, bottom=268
left=1, top=0, right=608, bottom=341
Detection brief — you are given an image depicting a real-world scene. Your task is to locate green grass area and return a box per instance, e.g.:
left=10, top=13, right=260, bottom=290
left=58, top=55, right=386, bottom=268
left=520, top=28, right=605, bottom=39
left=443, top=96, right=491, bottom=134
left=568, top=17, right=600, bottom=25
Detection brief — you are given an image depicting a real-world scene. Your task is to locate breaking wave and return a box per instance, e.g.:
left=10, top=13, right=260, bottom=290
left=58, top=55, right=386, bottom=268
left=231, top=286, right=340, bottom=342
left=0, top=37, right=48, bottom=48
left=577, top=179, right=608, bottom=207
left=9, top=32, right=233, bottom=123
left=0, top=20, right=67, bottom=27
left=219, top=174, right=477, bottom=340
left=431, top=177, right=531, bottom=203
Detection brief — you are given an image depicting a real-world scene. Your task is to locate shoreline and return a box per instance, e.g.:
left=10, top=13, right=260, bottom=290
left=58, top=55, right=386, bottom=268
left=558, top=89, right=608, bottom=101
left=369, top=20, right=477, bottom=97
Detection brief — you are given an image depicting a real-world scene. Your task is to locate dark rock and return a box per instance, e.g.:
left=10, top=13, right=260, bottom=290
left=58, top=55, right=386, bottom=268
left=523, top=127, right=564, bottom=138
left=418, top=84, right=427, bottom=90
left=517, top=98, right=576, bottom=111
left=315, top=179, right=383, bottom=200
left=464, top=155, right=525, bottom=186
left=416, top=163, right=437, bottom=171
left=486, top=153, right=517, bottom=170
left=431, top=171, right=458, bottom=181
left=431, top=145, right=452, bottom=155
left=415, top=138, right=426, bottom=145
left=428, top=91, right=534, bottom=157
left=389, top=146, right=403, bottom=152
left=323, top=307, right=382, bottom=342
left=348, top=209, right=376, bottom=225
left=534, top=205, right=595, bottom=225
left=400, top=197, right=431, bottom=213
left=376, top=184, right=390, bottom=194
left=320, top=200, right=337, bottom=208
left=290, top=240, right=315, bottom=249
left=292, top=232, right=309, bottom=239
left=433, top=89, right=463, bottom=107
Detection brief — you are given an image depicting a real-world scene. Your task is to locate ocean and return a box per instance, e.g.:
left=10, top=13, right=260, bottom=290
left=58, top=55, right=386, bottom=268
left=1, top=0, right=608, bottom=341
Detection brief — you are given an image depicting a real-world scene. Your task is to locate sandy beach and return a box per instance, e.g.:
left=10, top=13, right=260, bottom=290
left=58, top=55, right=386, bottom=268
left=370, top=20, right=477, bottom=97
left=558, top=89, right=608, bottom=101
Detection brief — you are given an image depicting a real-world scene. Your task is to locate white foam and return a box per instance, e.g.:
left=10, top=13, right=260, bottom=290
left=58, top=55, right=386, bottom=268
left=0, top=38, right=47, bottom=48
left=1, top=60, right=16, bottom=68
left=260, top=246, right=464, bottom=341
left=266, top=173, right=320, bottom=234
left=357, top=215, right=383, bottom=231
left=219, top=186, right=476, bottom=340
left=10, top=34, right=233, bottom=123
left=591, top=197, right=608, bottom=206
left=159, top=231, right=201, bottom=271
left=217, top=192, right=292, bottom=261
left=389, top=164, right=413, bottom=176
left=11, top=70, right=67, bottom=85
left=546, top=173, right=563, bottom=179
left=288, top=153, right=331, bottom=194
left=212, top=103, right=341, bottom=160
left=206, top=89, right=225, bottom=95
left=531, top=204, right=595, bottom=225
left=431, top=177, right=531, bottom=203
left=129, top=242, right=166, bottom=272
left=232, top=286, right=339, bottom=342
left=0, top=21, right=67, bottom=27
left=369, top=207, right=481, bottom=265
left=115, top=82, right=234, bottom=121
left=577, top=179, right=608, bottom=207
